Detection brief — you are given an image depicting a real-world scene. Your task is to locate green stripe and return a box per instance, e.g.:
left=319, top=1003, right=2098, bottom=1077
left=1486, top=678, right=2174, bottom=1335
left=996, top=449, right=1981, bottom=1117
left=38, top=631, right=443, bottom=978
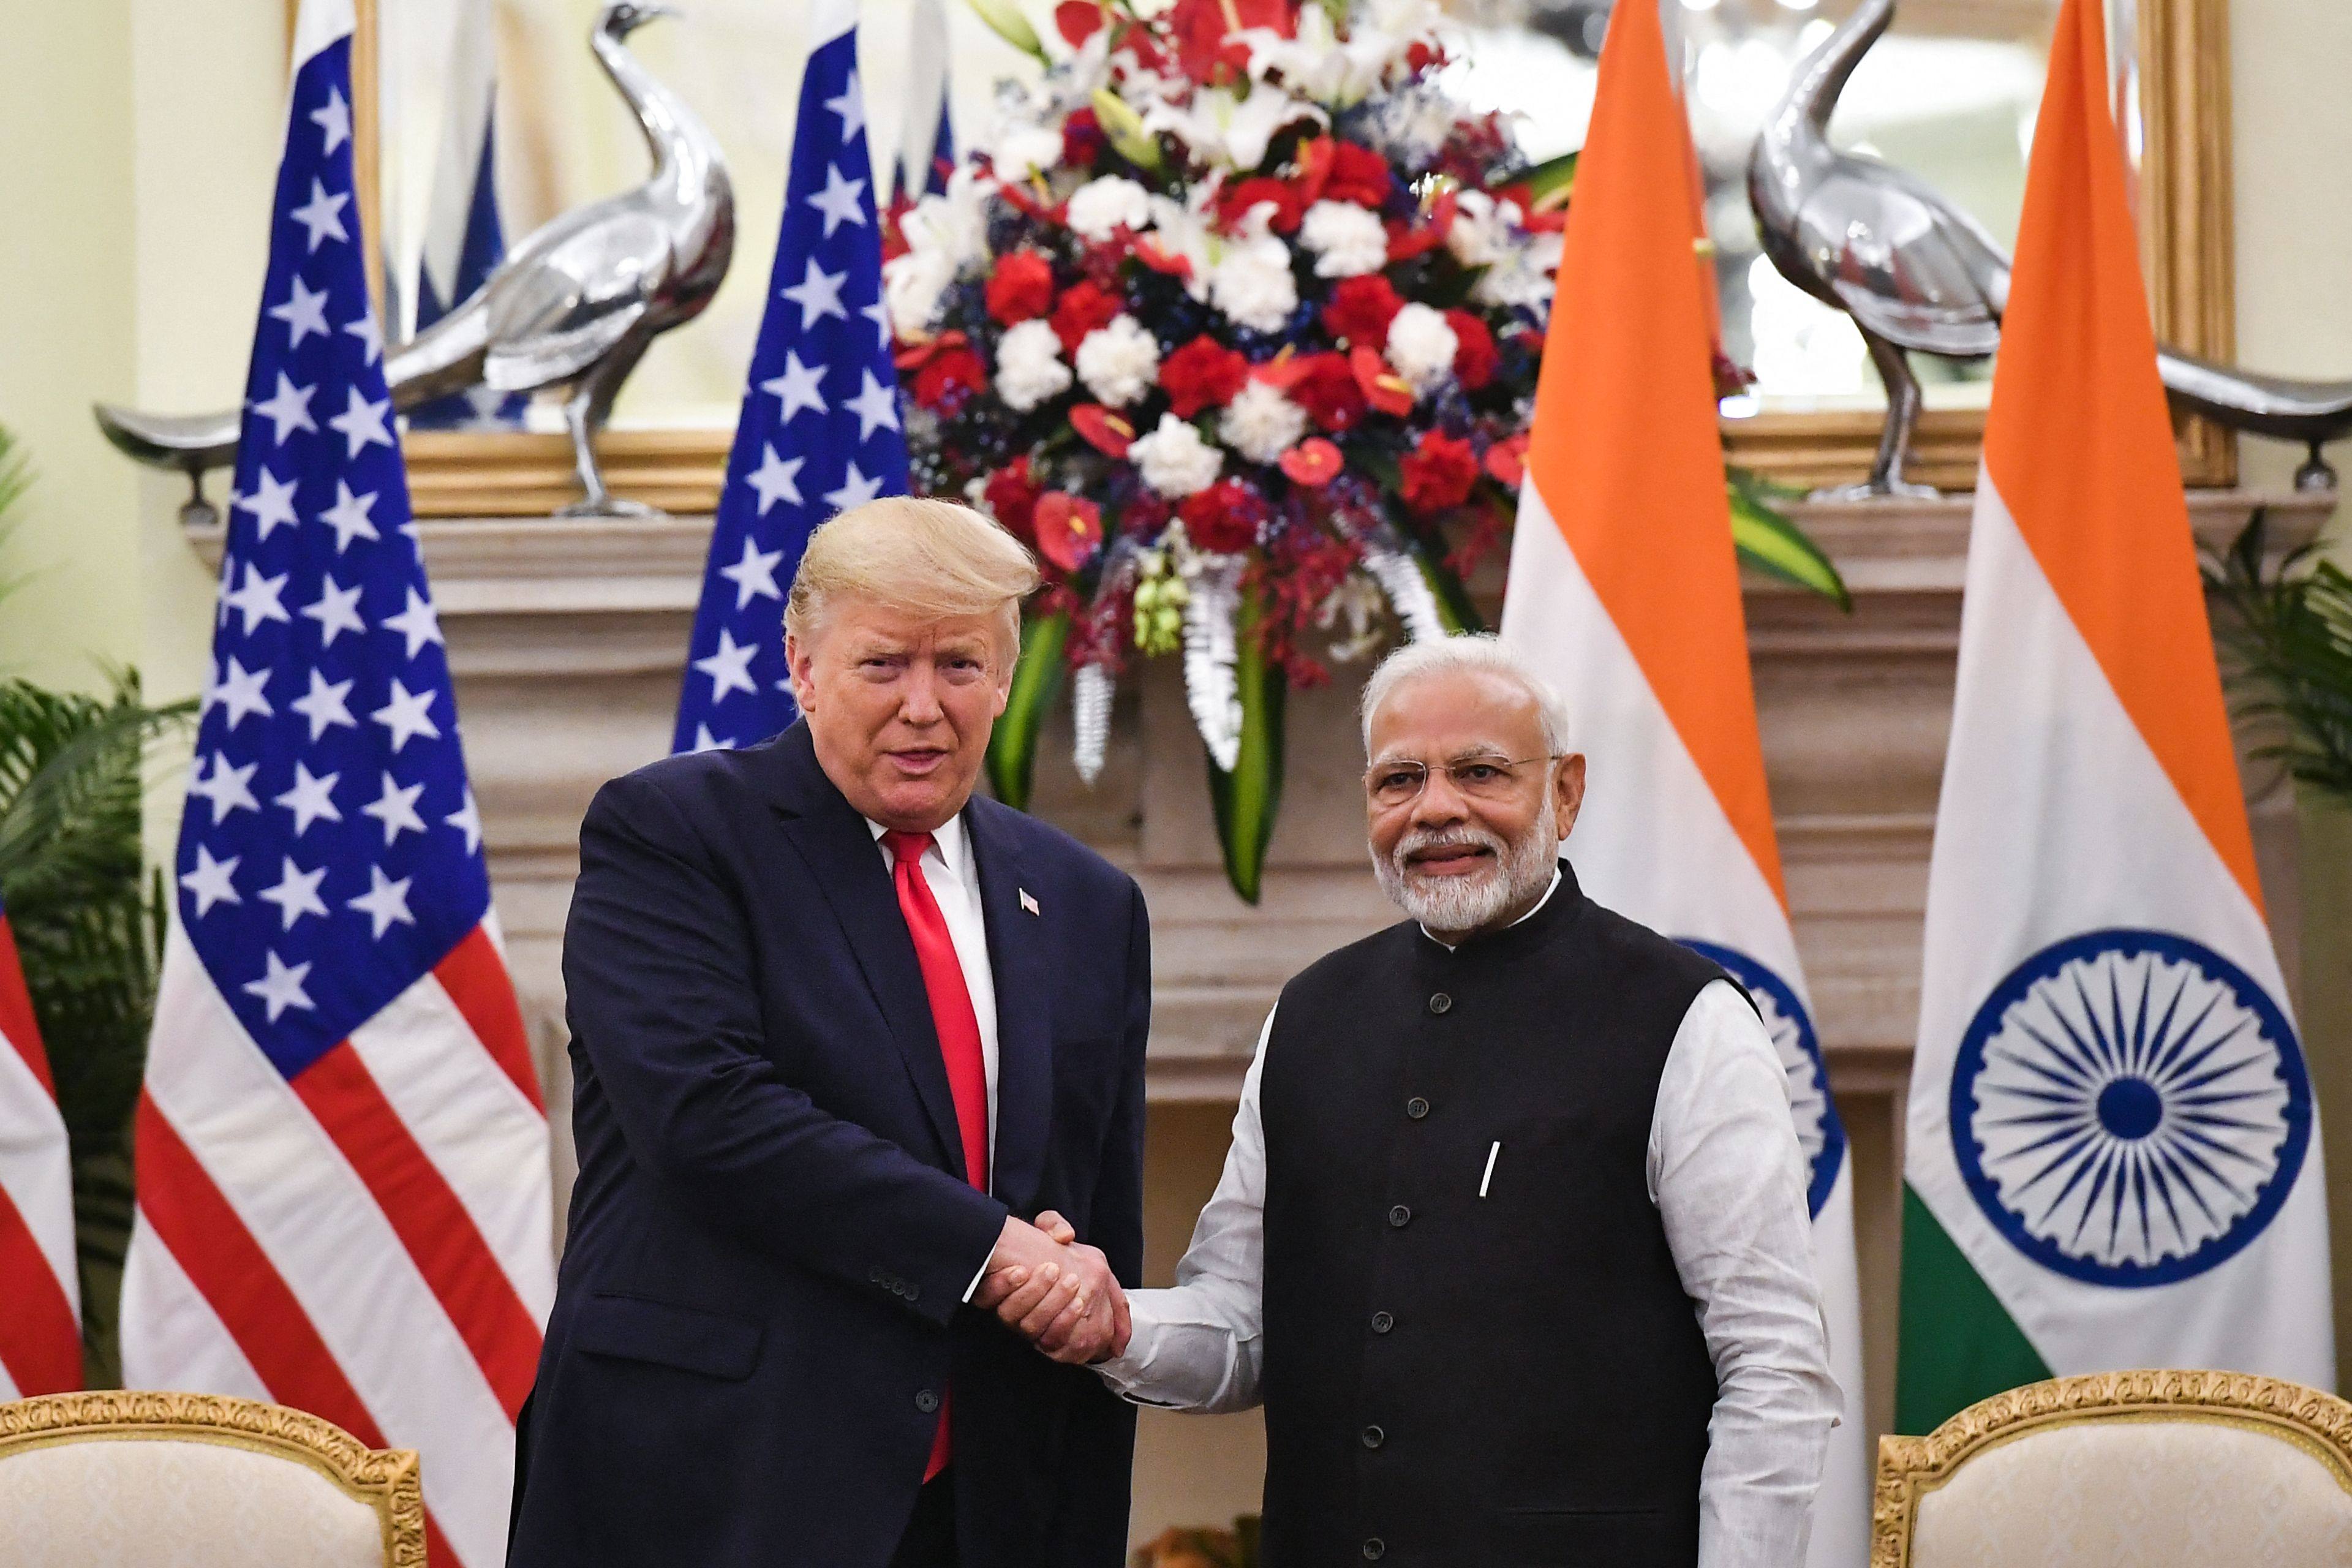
left=1895, top=1184, right=2052, bottom=1433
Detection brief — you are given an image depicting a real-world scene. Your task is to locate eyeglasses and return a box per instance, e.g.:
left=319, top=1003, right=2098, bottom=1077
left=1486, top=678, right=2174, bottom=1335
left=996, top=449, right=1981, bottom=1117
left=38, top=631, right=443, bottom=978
left=1363, top=754, right=1562, bottom=807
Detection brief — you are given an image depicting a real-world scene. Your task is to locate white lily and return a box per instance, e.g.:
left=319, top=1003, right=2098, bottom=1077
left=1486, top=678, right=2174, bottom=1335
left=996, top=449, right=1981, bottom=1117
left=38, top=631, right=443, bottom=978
left=1142, top=83, right=1326, bottom=174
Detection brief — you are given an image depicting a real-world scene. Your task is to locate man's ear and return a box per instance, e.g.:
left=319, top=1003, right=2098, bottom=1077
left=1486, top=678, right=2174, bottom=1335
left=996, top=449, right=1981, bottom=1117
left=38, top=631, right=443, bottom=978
left=784, top=630, right=816, bottom=713
left=1553, top=753, right=1587, bottom=840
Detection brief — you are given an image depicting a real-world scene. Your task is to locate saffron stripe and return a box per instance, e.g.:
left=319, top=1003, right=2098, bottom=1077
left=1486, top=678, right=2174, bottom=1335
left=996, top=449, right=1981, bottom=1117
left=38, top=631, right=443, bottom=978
left=133, top=1091, right=386, bottom=1447
left=0, top=1177, right=79, bottom=1395
left=0, top=918, right=55, bottom=1098
left=291, top=1041, right=542, bottom=1419
left=433, top=926, right=541, bottom=1110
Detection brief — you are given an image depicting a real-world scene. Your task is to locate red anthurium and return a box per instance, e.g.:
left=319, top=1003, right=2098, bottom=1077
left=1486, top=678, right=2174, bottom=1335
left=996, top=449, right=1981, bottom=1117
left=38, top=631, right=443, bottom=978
left=1278, top=438, right=1343, bottom=487
left=1291, top=135, right=1335, bottom=208
left=1247, top=348, right=1311, bottom=393
left=1384, top=219, right=1443, bottom=264
left=1349, top=344, right=1415, bottom=417
left=1033, top=492, right=1105, bottom=573
left=1217, top=176, right=1303, bottom=235
left=1135, top=238, right=1195, bottom=280
left=1069, top=403, right=1137, bottom=458
left=1289, top=352, right=1366, bottom=432
left=892, top=329, right=970, bottom=370
left=1055, top=1, right=1104, bottom=48
left=1482, top=432, right=1528, bottom=488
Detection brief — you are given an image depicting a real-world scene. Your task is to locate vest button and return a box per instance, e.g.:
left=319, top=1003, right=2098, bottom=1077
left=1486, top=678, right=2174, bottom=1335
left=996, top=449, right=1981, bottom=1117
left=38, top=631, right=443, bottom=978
left=1405, top=1096, right=1430, bottom=1120
left=914, top=1389, right=940, bottom=1414
left=1362, top=1424, right=1385, bottom=1449
left=1362, top=1539, right=1386, bottom=1561
left=1370, top=1311, right=1395, bottom=1334
left=1387, top=1204, right=1411, bottom=1228
left=1428, top=992, right=1452, bottom=1015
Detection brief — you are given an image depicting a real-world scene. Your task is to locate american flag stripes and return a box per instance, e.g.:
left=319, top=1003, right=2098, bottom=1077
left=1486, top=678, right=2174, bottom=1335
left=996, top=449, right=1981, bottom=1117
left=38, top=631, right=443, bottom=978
left=0, top=894, right=80, bottom=1399
left=672, top=0, right=908, bottom=755
left=119, top=4, right=552, bottom=1564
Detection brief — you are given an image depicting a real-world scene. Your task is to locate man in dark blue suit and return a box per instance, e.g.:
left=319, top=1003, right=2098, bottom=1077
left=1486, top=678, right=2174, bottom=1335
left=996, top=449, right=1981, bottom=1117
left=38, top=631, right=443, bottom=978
left=510, top=498, right=1147, bottom=1568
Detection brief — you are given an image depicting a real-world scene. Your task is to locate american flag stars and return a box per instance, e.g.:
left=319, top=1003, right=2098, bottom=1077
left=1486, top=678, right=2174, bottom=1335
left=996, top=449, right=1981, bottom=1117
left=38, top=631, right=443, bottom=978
left=672, top=23, right=908, bottom=754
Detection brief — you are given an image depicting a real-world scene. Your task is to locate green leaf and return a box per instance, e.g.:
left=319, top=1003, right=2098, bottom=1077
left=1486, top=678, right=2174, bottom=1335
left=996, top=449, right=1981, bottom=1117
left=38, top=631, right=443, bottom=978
left=1727, top=476, right=1850, bottom=610
left=1518, top=149, right=1578, bottom=212
left=965, top=0, right=1047, bottom=60
left=2207, top=510, right=2352, bottom=805
left=986, top=609, right=1071, bottom=810
left=1207, top=587, right=1287, bottom=905
left=1090, top=87, right=1164, bottom=172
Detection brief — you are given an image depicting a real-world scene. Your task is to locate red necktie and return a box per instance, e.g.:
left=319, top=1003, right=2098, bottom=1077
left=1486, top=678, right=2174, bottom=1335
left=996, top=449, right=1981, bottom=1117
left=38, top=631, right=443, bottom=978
left=883, top=829, right=989, bottom=1481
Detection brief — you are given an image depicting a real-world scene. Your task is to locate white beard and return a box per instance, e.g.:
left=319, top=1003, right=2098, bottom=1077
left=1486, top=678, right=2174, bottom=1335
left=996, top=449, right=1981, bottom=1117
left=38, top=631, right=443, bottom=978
left=1371, top=792, right=1559, bottom=939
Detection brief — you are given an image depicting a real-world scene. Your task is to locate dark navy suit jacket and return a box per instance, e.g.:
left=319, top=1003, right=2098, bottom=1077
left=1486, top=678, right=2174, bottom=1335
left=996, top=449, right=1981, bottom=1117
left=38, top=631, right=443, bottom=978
left=508, top=722, right=1147, bottom=1568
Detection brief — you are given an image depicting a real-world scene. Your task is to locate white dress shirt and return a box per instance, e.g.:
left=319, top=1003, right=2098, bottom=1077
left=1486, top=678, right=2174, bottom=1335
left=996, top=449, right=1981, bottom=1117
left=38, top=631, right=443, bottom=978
left=1095, top=877, right=1841, bottom=1568
left=869, top=815, right=1004, bottom=1306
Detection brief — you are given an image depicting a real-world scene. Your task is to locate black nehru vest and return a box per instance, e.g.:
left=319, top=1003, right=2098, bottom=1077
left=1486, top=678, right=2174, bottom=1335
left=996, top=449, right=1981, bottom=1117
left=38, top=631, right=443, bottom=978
left=1257, top=866, right=1728, bottom=1568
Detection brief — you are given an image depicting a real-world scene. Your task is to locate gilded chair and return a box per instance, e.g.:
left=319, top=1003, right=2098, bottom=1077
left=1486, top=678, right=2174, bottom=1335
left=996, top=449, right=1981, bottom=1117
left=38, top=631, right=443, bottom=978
left=1873, top=1370, right=2352, bottom=1567
left=0, top=1390, right=424, bottom=1567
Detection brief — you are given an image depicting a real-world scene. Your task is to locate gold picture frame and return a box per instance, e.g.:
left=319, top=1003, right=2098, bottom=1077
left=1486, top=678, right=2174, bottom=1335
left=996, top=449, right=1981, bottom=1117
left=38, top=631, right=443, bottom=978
left=329, top=0, right=2238, bottom=515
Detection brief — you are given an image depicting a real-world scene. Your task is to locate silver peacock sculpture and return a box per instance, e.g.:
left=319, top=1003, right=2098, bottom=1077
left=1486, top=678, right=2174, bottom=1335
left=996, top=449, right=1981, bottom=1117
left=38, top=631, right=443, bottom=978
left=1749, top=0, right=2352, bottom=496
left=96, top=0, right=734, bottom=521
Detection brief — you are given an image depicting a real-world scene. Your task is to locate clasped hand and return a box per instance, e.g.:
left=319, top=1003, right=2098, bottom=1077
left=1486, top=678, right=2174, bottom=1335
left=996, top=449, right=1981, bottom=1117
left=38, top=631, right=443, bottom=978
left=976, top=1212, right=1129, bottom=1365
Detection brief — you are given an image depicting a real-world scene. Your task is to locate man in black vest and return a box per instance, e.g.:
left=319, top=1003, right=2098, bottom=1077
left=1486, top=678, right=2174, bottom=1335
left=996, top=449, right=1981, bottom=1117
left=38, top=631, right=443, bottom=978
left=984, top=635, right=1838, bottom=1568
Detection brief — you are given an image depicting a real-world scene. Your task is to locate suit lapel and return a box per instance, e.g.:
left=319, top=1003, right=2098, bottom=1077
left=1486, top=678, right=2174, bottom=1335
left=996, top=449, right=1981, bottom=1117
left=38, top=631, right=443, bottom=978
left=965, top=797, right=1054, bottom=1213
left=761, top=726, right=968, bottom=1177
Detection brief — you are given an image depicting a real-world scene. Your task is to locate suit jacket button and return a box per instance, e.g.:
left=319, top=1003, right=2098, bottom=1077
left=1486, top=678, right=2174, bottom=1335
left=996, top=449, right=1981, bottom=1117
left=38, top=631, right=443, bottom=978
left=1387, top=1205, right=1411, bottom=1229
left=914, top=1389, right=941, bottom=1414
left=1428, top=991, right=1452, bottom=1015
left=1370, top=1311, right=1394, bottom=1334
left=1405, top=1096, right=1430, bottom=1120
left=904, top=1283, right=921, bottom=1302
left=1362, top=1425, right=1385, bottom=1450
left=1362, top=1539, right=1386, bottom=1561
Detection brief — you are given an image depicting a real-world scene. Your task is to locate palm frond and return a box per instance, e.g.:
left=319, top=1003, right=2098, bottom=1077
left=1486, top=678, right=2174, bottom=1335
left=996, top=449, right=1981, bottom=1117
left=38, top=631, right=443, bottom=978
left=2206, top=511, right=2352, bottom=803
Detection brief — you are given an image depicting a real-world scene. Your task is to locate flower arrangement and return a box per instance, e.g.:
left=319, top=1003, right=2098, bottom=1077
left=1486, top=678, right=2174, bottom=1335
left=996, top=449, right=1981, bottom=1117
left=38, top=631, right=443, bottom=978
left=888, top=0, right=1841, bottom=900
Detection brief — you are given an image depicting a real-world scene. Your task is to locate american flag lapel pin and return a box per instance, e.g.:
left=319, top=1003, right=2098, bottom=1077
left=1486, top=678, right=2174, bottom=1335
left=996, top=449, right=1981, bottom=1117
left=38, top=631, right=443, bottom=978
left=1019, top=888, right=1041, bottom=917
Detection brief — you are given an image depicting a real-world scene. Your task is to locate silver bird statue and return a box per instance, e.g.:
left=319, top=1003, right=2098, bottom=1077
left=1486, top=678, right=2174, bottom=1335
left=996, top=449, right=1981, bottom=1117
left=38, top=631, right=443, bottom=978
left=95, top=1, right=734, bottom=521
left=1749, top=0, right=2352, bottom=495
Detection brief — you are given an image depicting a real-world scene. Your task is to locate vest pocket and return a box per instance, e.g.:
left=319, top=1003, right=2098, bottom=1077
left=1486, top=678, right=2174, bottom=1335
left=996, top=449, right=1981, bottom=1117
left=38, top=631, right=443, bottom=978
left=1487, top=1504, right=1671, bottom=1566
left=571, top=1292, right=764, bottom=1380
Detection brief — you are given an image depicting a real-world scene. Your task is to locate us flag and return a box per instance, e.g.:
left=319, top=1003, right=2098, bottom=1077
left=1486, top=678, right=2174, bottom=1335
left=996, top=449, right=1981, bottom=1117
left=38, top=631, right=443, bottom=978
left=673, top=0, right=907, bottom=754
left=119, top=3, right=552, bottom=1564
left=0, top=893, right=80, bottom=1399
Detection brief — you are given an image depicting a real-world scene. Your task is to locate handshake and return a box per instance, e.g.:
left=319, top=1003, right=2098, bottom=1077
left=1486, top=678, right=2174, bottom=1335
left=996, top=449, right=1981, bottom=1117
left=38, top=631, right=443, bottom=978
left=978, top=1211, right=1131, bottom=1366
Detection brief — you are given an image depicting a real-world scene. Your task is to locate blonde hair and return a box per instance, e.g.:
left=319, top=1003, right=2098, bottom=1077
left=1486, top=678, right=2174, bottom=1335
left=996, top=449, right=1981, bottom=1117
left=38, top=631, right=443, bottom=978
left=784, top=496, right=1040, bottom=660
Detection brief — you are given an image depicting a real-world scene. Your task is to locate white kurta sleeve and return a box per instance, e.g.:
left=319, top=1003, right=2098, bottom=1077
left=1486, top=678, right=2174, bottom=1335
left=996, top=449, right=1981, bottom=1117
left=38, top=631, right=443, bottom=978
left=1648, top=979, right=1841, bottom=1568
left=1091, top=1008, right=1274, bottom=1414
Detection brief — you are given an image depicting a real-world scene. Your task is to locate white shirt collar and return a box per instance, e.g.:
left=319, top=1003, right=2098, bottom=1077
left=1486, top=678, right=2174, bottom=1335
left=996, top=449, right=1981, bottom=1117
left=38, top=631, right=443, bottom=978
left=1419, top=865, right=1563, bottom=950
left=867, top=810, right=972, bottom=879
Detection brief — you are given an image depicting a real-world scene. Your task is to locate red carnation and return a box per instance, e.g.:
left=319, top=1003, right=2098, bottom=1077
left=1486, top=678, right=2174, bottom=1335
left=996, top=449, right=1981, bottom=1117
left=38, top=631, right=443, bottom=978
left=1289, top=352, right=1368, bottom=433
left=1160, top=335, right=1250, bottom=419
left=1061, top=105, right=1106, bottom=170
left=1321, top=274, right=1403, bottom=350
left=1050, top=280, right=1122, bottom=356
left=911, top=345, right=987, bottom=412
left=1398, top=430, right=1479, bottom=514
left=1446, top=308, right=1499, bottom=390
left=1218, top=176, right=1303, bottom=235
left=983, top=458, right=1042, bottom=542
left=1167, top=0, right=1289, bottom=84
left=1324, top=141, right=1395, bottom=209
left=986, top=251, right=1057, bottom=326
left=1179, top=479, right=1267, bottom=554
left=1055, top=1, right=1104, bottom=48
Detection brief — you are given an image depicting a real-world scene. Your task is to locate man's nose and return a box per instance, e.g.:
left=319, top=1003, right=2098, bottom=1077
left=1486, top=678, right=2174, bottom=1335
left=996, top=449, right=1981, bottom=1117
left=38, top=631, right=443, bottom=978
left=1409, top=769, right=1469, bottom=827
left=898, top=662, right=945, bottom=725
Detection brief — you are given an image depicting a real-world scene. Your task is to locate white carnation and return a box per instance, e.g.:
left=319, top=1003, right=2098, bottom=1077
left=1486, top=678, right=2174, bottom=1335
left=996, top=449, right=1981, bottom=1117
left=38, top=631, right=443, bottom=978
left=1218, top=380, right=1308, bottom=464
left=994, top=319, right=1073, bottom=412
left=1385, top=302, right=1460, bottom=394
left=1066, top=175, right=1153, bottom=242
left=1447, top=188, right=1510, bottom=268
left=1129, top=413, right=1225, bottom=499
left=1209, top=235, right=1298, bottom=333
left=1074, top=315, right=1162, bottom=407
left=990, top=124, right=1065, bottom=182
left=882, top=247, right=957, bottom=339
left=1299, top=200, right=1390, bottom=278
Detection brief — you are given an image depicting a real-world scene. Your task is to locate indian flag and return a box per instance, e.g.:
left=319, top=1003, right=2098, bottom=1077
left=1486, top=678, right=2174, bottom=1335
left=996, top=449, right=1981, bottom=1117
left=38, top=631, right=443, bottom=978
left=1897, top=0, right=2333, bottom=1433
left=1497, top=2, right=1866, bottom=1561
